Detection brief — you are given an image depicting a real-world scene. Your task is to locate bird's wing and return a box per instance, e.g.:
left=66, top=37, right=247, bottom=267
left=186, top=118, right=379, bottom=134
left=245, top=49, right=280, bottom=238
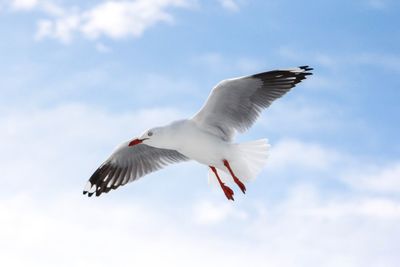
left=83, top=142, right=189, bottom=197
left=191, top=66, right=313, bottom=141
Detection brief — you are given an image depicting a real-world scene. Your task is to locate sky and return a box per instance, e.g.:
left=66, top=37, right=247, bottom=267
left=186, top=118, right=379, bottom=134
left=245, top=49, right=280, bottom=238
left=1, top=0, right=400, bottom=266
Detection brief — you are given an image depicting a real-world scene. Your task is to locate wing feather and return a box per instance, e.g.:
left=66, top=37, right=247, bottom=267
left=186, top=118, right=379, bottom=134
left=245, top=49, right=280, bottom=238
left=83, top=142, right=188, bottom=197
left=191, top=66, right=313, bottom=140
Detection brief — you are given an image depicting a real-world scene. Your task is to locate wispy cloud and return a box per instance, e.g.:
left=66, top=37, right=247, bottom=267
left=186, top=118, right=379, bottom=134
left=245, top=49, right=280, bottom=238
left=343, top=162, right=400, bottom=194
left=7, top=0, right=194, bottom=43
left=6, top=0, right=66, bottom=14
left=218, top=0, right=240, bottom=12
left=267, top=139, right=341, bottom=172
left=193, top=200, right=247, bottom=225
left=9, top=0, right=38, bottom=10
left=0, top=103, right=184, bottom=192
left=80, top=0, right=191, bottom=40
left=1, top=97, right=399, bottom=267
left=95, top=42, right=112, bottom=53
left=265, top=137, right=400, bottom=197
left=1, top=184, right=399, bottom=267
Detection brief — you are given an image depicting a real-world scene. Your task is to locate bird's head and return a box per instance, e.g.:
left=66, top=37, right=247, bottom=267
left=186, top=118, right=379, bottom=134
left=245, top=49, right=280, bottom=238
left=128, top=127, right=164, bottom=147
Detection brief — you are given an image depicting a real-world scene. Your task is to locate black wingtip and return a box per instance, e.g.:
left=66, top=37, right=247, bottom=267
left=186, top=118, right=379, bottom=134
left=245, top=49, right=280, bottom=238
left=299, top=65, right=314, bottom=72
left=83, top=191, right=87, bottom=195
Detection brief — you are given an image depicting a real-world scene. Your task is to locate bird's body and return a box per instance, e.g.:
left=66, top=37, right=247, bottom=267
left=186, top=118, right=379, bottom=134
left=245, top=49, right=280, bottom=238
left=83, top=66, right=313, bottom=200
left=152, top=119, right=232, bottom=167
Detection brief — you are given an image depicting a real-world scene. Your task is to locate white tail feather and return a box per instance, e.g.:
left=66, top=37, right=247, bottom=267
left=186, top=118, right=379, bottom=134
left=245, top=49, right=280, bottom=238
left=208, top=139, right=270, bottom=186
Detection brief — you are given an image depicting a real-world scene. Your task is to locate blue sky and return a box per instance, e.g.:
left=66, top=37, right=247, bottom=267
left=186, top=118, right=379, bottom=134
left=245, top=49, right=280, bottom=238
left=1, top=0, right=400, bottom=266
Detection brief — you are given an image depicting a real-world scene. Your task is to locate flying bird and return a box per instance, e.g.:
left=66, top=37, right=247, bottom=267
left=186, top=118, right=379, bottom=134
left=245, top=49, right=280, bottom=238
left=83, top=66, right=313, bottom=200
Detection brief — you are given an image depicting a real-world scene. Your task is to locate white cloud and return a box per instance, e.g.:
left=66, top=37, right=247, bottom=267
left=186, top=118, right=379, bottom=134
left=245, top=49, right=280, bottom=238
left=4, top=0, right=194, bottom=42
left=193, top=200, right=247, bottom=225
left=267, top=139, right=340, bottom=172
left=35, top=14, right=81, bottom=43
left=245, top=186, right=400, bottom=267
left=27, top=0, right=192, bottom=42
left=0, top=103, right=184, bottom=192
left=1, top=185, right=400, bottom=267
left=0, top=193, right=200, bottom=267
left=1, top=100, right=400, bottom=267
left=6, top=0, right=63, bottom=13
left=95, top=42, right=112, bottom=53
left=10, top=0, right=38, bottom=10
left=81, top=0, right=189, bottom=39
left=35, top=19, right=53, bottom=40
left=218, top=0, right=240, bottom=12
left=265, top=137, right=400, bottom=196
left=6, top=0, right=247, bottom=42
left=343, top=162, right=400, bottom=194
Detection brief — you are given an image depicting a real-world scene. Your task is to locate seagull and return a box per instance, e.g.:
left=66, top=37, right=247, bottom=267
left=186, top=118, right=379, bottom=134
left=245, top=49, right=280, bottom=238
left=83, top=66, right=313, bottom=200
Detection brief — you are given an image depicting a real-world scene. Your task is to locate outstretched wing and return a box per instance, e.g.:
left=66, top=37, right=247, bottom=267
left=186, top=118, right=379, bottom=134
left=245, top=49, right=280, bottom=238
left=191, top=66, right=313, bottom=141
left=83, top=142, right=189, bottom=197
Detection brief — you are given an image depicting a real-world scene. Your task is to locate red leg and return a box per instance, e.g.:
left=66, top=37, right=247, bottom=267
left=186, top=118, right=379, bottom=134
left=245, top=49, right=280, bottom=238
left=223, top=160, right=246, bottom=194
left=209, top=166, right=234, bottom=201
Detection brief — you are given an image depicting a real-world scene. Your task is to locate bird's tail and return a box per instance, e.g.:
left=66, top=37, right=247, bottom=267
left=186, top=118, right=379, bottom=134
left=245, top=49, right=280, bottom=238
left=208, top=139, right=270, bottom=185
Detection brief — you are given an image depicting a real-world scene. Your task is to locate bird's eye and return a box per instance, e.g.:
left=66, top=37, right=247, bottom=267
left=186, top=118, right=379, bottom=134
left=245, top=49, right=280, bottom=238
left=148, top=131, right=153, bottom=136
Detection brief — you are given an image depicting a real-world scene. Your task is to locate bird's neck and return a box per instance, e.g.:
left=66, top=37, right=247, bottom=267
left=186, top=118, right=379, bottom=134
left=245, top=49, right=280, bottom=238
left=148, top=120, right=187, bottom=150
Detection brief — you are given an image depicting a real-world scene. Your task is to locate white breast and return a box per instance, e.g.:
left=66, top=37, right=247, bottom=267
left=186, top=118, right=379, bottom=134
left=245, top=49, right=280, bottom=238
left=170, top=120, right=232, bottom=167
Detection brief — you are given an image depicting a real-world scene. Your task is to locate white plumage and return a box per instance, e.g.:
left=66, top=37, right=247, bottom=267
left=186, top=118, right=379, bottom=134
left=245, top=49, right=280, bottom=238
left=83, top=66, right=313, bottom=200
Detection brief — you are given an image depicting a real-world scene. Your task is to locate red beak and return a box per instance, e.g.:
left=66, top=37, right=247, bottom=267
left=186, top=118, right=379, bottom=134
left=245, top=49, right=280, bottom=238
left=128, top=138, right=143, bottom=146
left=128, top=138, right=149, bottom=146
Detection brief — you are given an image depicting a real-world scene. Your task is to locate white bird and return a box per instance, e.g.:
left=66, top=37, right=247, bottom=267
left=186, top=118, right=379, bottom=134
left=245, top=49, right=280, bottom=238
left=83, top=66, right=313, bottom=200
